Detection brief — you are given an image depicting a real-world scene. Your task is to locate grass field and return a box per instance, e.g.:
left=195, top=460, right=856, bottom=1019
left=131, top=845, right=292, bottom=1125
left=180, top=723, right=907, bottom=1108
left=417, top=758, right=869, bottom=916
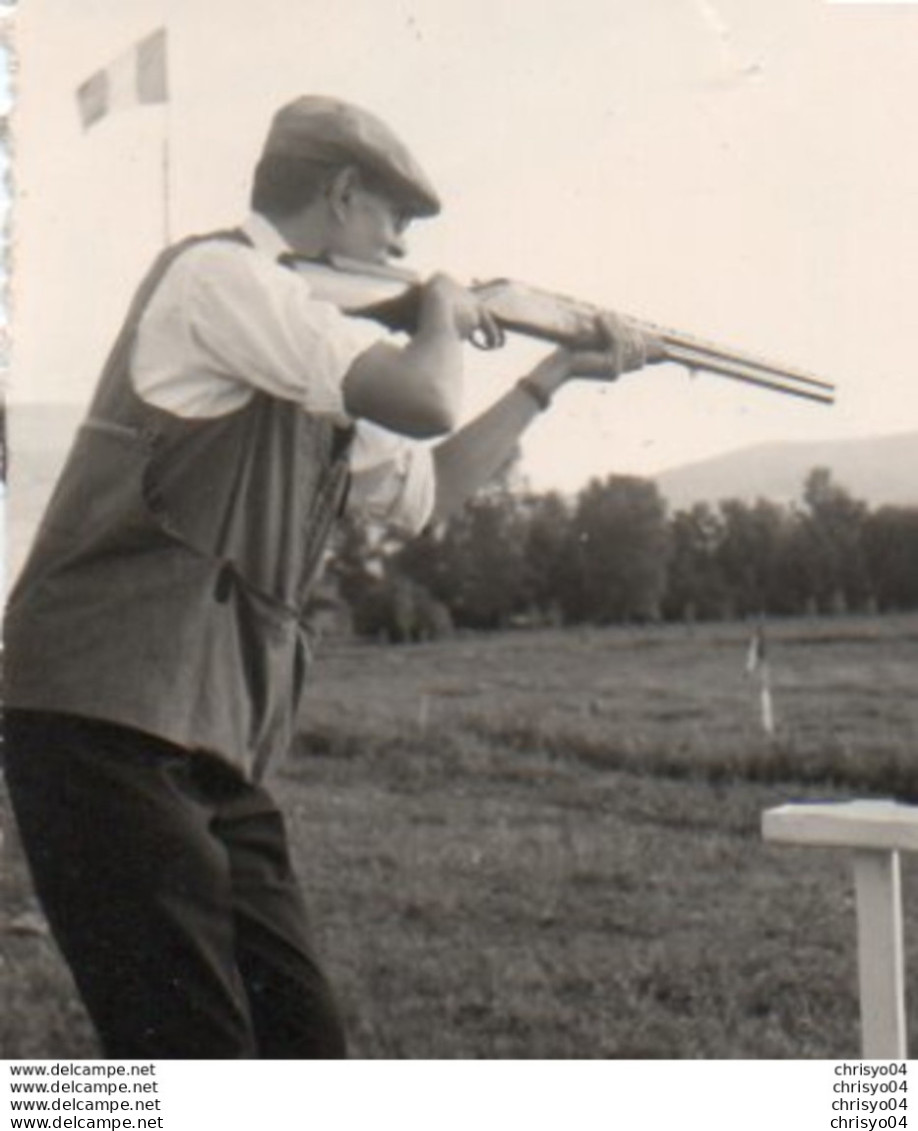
left=2, top=613, right=918, bottom=1059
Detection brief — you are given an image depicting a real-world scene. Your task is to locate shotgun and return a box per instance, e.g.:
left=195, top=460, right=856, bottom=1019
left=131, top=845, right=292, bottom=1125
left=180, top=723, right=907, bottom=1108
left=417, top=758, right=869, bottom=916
left=285, top=255, right=835, bottom=406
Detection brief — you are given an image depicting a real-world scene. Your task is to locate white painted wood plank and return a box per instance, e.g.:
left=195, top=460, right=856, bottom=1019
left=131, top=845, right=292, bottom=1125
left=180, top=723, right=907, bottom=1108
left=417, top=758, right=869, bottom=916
left=853, top=849, right=907, bottom=1058
left=763, top=800, right=918, bottom=853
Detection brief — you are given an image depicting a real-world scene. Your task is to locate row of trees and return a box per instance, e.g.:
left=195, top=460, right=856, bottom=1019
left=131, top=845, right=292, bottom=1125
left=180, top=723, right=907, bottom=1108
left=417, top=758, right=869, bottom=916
left=323, top=468, right=918, bottom=639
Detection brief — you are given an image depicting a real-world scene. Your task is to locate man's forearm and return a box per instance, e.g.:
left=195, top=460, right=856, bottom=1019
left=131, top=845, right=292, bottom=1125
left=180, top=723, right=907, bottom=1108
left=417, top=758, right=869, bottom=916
left=343, top=332, right=464, bottom=437
left=431, top=362, right=567, bottom=521
left=342, top=278, right=478, bottom=438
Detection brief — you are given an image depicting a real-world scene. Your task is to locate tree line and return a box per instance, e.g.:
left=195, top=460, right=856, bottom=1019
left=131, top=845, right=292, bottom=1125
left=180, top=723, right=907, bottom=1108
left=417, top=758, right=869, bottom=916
left=323, top=467, right=918, bottom=640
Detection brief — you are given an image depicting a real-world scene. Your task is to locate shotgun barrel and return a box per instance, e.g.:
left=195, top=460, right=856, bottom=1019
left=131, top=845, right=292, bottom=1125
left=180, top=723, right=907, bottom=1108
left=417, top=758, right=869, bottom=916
left=471, top=278, right=835, bottom=406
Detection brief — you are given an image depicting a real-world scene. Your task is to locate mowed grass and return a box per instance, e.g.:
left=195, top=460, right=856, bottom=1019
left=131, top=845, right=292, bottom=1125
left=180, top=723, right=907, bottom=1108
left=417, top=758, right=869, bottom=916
left=2, top=613, right=918, bottom=1058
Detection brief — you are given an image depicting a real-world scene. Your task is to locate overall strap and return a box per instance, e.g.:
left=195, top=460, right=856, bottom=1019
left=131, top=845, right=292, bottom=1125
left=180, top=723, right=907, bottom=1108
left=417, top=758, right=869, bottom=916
left=88, top=229, right=253, bottom=426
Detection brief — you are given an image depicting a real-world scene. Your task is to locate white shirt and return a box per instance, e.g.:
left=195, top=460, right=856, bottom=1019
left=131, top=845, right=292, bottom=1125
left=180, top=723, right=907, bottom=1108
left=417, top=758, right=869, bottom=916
left=130, top=213, right=434, bottom=533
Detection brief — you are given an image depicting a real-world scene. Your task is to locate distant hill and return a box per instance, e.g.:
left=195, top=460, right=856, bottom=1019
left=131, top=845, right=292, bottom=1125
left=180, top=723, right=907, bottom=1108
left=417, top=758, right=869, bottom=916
left=655, top=432, right=918, bottom=512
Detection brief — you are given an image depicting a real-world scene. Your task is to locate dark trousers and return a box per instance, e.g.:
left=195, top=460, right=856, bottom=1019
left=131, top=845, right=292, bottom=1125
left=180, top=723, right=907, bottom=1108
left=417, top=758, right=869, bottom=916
left=3, top=709, right=347, bottom=1059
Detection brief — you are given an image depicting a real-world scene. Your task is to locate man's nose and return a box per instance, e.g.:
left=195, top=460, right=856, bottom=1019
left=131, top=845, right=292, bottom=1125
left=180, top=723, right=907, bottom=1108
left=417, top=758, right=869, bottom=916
left=387, top=232, right=407, bottom=259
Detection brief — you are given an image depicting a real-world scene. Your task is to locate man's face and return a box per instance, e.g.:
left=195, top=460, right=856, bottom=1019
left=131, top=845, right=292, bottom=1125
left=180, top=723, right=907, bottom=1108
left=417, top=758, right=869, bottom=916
left=327, top=180, right=412, bottom=265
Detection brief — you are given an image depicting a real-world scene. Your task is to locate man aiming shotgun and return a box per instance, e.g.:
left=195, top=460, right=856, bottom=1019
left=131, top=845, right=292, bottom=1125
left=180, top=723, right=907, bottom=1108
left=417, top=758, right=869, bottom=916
left=3, top=95, right=661, bottom=1058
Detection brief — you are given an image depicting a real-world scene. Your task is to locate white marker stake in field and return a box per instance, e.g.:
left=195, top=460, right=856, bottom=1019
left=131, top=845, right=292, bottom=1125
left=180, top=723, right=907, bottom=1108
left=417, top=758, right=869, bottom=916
left=762, top=800, right=918, bottom=1058
left=746, top=627, right=775, bottom=737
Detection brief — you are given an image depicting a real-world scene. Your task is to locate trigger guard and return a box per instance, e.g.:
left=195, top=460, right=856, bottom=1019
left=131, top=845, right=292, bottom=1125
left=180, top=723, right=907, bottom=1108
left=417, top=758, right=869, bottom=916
left=470, top=324, right=505, bottom=351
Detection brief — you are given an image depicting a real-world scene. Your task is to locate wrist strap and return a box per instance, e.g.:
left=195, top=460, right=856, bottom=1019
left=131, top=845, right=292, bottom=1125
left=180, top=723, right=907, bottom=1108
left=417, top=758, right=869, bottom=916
left=516, top=377, right=552, bottom=412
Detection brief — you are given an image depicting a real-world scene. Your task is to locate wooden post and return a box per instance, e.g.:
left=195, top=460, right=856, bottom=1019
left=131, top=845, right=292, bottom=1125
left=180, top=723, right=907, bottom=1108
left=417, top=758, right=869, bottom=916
left=763, top=800, right=918, bottom=1059
left=852, top=849, right=906, bottom=1058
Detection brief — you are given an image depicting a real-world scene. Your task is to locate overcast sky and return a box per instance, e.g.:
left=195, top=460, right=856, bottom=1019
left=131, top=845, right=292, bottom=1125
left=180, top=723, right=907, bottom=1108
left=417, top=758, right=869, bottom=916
left=9, top=0, right=918, bottom=491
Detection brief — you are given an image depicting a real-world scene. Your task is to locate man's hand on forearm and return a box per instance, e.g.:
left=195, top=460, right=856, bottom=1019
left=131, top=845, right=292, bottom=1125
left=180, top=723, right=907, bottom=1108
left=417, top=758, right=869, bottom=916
left=528, top=313, right=666, bottom=393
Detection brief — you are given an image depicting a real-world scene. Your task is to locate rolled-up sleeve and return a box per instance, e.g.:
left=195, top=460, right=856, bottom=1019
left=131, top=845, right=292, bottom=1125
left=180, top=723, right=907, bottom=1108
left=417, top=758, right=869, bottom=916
left=133, top=239, right=384, bottom=419
left=348, top=421, right=435, bottom=535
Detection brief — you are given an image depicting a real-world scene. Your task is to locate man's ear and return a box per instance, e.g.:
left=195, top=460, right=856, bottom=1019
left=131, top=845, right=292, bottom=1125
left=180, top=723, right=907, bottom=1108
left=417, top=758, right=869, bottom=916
left=326, top=166, right=362, bottom=222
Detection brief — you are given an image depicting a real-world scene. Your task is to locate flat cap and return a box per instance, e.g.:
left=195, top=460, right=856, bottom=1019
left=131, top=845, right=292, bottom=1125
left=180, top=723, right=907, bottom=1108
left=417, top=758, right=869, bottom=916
left=261, top=95, right=441, bottom=218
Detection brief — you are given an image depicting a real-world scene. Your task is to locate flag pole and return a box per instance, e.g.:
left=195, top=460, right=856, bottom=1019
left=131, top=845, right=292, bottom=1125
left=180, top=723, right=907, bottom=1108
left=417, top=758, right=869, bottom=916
left=161, top=31, right=172, bottom=246
left=162, top=120, right=172, bottom=246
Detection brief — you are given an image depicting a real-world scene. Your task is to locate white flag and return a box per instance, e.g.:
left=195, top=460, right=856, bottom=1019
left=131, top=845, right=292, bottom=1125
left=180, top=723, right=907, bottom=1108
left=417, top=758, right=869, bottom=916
left=76, top=28, right=168, bottom=130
